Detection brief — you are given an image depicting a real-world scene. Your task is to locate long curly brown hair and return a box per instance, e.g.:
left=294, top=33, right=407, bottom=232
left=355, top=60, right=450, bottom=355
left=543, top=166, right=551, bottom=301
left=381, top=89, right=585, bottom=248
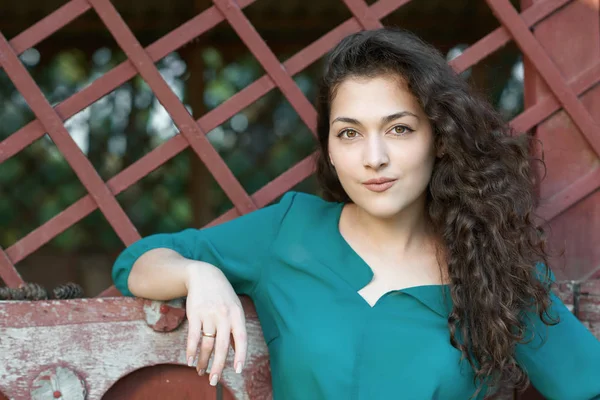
left=314, top=28, right=558, bottom=397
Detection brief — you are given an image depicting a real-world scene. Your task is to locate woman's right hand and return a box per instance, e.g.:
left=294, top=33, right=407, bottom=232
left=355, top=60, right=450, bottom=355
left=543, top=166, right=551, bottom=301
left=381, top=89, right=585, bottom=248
left=184, top=261, right=247, bottom=386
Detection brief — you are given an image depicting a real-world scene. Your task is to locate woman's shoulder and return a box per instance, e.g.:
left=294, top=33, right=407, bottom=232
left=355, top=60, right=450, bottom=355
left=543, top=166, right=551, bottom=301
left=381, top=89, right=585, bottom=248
left=271, top=191, right=340, bottom=249
left=276, top=191, right=340, bottom=225
left=278, top=190, right=338, bottom=212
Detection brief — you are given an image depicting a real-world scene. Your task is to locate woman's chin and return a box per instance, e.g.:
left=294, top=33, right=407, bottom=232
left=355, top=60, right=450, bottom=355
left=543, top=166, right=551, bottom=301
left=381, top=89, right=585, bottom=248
left=356, top=198, right=406, bottom=220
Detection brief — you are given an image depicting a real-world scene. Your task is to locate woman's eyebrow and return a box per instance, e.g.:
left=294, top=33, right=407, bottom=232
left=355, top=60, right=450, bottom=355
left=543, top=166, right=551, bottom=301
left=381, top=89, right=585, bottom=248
left=380, top=111, right=420, bottom=125
left=330, top=116, right=363, bottom=127
left=331, top=111, right=419, bottom=127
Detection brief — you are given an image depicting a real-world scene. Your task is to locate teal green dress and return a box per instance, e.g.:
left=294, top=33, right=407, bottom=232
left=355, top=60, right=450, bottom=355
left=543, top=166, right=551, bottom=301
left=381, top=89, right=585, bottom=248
left=113, top=191, right=600, bottom=399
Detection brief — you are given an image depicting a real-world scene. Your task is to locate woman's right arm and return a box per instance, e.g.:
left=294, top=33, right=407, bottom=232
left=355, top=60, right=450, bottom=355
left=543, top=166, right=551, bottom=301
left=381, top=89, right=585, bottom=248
left=126, top=247, right=194, bottom=300
left=111, top=191, right=299, bottom=385
left=126, top=245, right=247, bottom=386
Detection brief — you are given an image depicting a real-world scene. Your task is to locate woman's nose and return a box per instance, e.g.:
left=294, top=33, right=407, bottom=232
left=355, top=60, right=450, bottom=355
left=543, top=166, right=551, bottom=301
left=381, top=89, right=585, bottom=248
left=363, top=136, right=389, bottom=170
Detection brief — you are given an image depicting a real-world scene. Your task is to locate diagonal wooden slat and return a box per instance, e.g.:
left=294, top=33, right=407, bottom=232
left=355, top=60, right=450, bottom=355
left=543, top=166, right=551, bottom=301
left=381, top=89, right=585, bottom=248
left=536, top=165, right=600, bottom=222
left=6, top=195, right=98, bottom=264
left=207, top=153, right=318, bottom=228
left=0, top=32, right=140, bottom=247
left=511, top=61, right=600, bottom=134
left=340, top=0, right=384, bottom=30
left=487, top=0, right=600, bottom=158
left=87, top=0, right=258, bottom=215
left=7, top=0, right=91, bottom=58
left=449, top=0, right=572, bottom=74
left=0, top=247, right=24, bottom=288
left=212, top=0, right=318, bottom=135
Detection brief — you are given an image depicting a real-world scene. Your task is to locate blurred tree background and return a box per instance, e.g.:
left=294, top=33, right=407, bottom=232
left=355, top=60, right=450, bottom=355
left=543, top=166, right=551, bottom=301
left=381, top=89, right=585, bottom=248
left=0, top=46, right=320, bottom=252
left=0, top=0, right=525, bottom=294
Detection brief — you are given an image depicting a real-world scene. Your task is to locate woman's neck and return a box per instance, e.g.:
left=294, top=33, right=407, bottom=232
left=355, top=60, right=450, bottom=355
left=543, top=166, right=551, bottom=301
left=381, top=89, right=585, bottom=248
left=347, top=194, right=433, bottom=256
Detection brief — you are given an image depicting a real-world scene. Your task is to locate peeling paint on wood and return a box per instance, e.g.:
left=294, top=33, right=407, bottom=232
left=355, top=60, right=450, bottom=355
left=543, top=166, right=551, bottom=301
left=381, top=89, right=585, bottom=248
left=1, top=282, right=598, bottom=399
left=31, top=367, right=86, bottom=400
left=0, top=296, right=270, bottom=400
left=143, top=298, right=186, bottom=332
left=0, top=298, right=142, bottom=328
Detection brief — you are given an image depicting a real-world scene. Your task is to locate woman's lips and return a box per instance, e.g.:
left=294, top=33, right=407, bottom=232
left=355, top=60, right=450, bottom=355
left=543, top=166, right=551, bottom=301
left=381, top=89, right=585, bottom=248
left=362, top=179, right=397, bottom=193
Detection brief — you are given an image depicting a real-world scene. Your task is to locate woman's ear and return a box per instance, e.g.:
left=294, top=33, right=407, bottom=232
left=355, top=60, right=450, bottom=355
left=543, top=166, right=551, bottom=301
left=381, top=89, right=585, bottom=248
left=329, top=153, right=335, bottom=167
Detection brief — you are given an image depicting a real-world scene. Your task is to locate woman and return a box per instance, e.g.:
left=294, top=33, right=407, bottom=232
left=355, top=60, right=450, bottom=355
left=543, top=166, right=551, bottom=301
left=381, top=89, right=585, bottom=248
left=112, top=28, right=600, bottom=399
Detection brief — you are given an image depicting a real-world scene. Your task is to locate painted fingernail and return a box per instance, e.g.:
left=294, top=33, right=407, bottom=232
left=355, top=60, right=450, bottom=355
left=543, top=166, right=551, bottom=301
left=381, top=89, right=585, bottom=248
left=235, top=362, right=243, bottom=374
left=210, top=374, right=219, bottom=386
left=198, top=369, right=205, bottom=376
left=187, top=356, right=194, bottom=367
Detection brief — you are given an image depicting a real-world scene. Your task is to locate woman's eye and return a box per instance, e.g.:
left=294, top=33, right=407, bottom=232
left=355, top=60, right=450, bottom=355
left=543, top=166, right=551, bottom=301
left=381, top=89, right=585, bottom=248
left=391, top=125, right=413, bottom=135
left=339, top=129, right=358, bottom=138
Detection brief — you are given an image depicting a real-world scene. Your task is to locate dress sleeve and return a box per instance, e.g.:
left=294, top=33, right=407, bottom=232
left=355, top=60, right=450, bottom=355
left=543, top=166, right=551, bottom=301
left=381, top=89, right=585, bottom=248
left=112, top=191, right=298, bottom=297
left=515, top=266, right=600, bottom=400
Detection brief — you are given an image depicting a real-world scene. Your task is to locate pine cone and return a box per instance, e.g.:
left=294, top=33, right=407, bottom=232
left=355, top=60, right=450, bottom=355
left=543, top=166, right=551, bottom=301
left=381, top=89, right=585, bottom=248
left=0, top=287, right=13, bottom=300
left=0, top=286, right=29, bottom=300
left=53, top=283, right=84, bottom=300
left=19, top=283, right=48, bottom=301
left=9, top=288, right=26, bottom=300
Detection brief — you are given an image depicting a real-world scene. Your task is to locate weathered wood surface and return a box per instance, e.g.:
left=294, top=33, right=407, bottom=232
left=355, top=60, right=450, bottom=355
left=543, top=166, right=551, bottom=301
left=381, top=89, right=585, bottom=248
left=0, top=296, right=271, bottom=400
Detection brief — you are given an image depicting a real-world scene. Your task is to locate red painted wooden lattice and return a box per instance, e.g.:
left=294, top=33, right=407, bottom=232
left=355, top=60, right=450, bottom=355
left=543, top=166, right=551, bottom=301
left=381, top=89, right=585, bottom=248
left=1, top=0, right=599, bottom=399
left=2, top=0, right=599, bottom=291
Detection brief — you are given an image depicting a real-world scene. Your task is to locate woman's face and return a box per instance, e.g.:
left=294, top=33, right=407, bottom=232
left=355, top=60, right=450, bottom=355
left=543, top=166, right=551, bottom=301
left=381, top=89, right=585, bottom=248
left=328, top=74, right=437, bottom=219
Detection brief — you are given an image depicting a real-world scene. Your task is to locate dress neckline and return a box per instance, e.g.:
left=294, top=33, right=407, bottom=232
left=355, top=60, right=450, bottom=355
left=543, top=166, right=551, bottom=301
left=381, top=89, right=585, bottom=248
left=323, top=201, right=452, bottom=315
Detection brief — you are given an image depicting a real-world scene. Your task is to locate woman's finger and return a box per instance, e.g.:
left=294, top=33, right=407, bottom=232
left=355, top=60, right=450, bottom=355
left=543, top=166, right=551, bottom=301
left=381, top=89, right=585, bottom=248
left=208, top=318, right=231, bottom=386
left=186, top=316, right=201, bottom=367
left=196, top=319, right=215, bottom=376
left=230, top=305, right=247, bottom=374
